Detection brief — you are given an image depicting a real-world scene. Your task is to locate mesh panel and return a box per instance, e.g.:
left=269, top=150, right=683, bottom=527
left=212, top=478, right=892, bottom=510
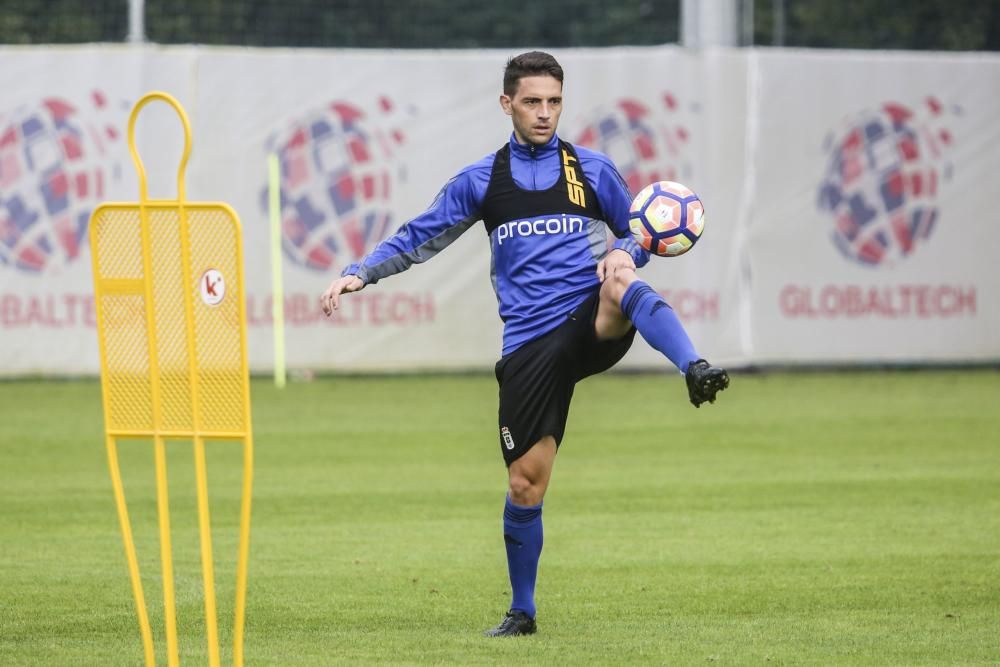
left=94, top=208, right=144, bottom=280
left=150, top=208, right=194, bottom=432
left=92, top=203, right=248, bottom=437
left=93, top=207, right=153, bottom=431
left=188, top=206, right=247, bottom=433
left=102, top=294, right=154, bottom=431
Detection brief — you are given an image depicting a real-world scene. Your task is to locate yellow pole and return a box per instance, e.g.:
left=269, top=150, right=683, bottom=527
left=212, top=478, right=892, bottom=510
left=193, top=437, right=221, bottom=667
left=106, top=436, right=156, bottom=666
left=233, top=436, right=254, bottom=667
left=268, top=153, right=287, bottom=389
left=235, top=182, right=256, bottom=666
left=92, top=216, right=156, bottom=666
left=167, top=102, right=222, bottom=665
left=153, top=437, right=179, bottom=667
left=130, top=93, right=188, bottom=667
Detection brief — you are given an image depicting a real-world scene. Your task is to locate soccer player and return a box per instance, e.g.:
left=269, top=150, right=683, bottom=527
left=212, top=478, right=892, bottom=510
left=321, top=51, right=729, bottom=637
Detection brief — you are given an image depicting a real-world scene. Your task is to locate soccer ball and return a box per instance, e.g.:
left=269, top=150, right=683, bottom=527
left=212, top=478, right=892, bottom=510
left=628, top=181, right=705, bottom=257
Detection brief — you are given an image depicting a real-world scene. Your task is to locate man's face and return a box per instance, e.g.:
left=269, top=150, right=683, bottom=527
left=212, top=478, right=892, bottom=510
left=500, top=75, right=563, bottom=145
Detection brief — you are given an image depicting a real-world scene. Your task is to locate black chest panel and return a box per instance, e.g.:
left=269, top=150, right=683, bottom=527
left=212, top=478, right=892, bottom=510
left=481, top=140, right=605, bottom=236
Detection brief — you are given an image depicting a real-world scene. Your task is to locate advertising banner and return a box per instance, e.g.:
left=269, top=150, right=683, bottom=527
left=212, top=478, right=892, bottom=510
left=745, top=50, right=1000, bottom=363
left=1, top=45, right=997, bottom=375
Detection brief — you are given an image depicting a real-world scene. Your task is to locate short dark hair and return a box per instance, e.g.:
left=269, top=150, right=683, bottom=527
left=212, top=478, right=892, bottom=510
left=503, top=51, right=564, bottom=97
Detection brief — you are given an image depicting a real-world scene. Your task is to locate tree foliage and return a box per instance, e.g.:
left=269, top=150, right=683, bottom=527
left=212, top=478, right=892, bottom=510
left=754, top=0, right=1000, bottom=50
left=1, top=0, right=997, bottom=51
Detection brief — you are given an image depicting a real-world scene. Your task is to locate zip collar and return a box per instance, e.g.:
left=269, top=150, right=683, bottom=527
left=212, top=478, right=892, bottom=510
left=509, top=132, right=560, bottom=160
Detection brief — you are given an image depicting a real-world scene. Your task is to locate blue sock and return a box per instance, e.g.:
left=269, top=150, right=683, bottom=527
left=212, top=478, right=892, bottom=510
left=621, top=281, right=699, bottom=373
left=503, top=495, right=543, bottom=618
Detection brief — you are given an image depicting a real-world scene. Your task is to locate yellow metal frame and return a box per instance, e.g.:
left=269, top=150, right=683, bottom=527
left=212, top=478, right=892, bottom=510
left=89, top=92, right=253, bottom=667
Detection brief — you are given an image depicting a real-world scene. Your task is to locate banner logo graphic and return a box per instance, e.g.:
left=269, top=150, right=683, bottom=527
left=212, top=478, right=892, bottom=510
left=0, top=92, right=125, bottom=274
left=264, top=98, right=411, bottom=272
left=817, top=97, right=958, bottom=267
left=575, top=94, right=697, bottom=196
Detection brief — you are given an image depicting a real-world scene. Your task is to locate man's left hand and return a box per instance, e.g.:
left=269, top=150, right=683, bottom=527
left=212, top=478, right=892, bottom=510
left=596, top=248, right=636, bottom=282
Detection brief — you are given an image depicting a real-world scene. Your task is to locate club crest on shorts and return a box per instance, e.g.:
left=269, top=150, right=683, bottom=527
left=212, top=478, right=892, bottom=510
left=500, top=426, right=515, bottom=450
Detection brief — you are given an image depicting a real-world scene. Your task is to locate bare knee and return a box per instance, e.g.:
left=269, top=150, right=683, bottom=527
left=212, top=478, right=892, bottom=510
left=508, top=472, right=544, bottom=506
left=601, top=267, right=638, bottom=309
left=507, top=437, right=556, bottom=506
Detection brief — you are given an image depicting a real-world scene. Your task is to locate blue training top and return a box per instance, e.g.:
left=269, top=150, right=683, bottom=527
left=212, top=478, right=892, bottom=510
left=342, top=132, right=649, bottom=356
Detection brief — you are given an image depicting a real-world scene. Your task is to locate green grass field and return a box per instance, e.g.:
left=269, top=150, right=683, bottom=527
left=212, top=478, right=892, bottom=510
left=1, top=370, right=998, bottom=665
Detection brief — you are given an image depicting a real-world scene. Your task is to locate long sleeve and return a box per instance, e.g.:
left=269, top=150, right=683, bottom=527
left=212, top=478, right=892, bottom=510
left=342, top=158, right=492, bottom=284
left=611, top=236, right=649, bottom=266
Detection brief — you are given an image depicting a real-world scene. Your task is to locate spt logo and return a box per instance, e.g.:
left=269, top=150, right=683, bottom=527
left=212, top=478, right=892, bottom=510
left=574, top=94, right=696, bottom=196
left=0, top=92, right=124, bottom=274
left=817, top=97, right=958, bottom=266
left=264, top=98, right=410, bottom=272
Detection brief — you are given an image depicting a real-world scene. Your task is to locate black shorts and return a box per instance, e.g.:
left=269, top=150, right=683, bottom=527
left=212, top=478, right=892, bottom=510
left=494, top=289, right=636, bottom=466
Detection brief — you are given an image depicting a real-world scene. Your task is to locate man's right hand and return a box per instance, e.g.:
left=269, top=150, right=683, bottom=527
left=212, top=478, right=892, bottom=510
left=321, top=275, right=365, bottom=316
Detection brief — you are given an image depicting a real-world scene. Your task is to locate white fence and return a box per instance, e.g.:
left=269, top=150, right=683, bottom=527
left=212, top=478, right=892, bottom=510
left=1, top=45, right=997, bottom=375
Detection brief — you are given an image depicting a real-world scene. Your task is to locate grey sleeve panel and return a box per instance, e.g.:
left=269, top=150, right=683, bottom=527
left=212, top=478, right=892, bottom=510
left=364, top=213, right=481, bottom=283
left=586, top=217, right=610, bottom=263
left=489, top=237, right=499, bottom=299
